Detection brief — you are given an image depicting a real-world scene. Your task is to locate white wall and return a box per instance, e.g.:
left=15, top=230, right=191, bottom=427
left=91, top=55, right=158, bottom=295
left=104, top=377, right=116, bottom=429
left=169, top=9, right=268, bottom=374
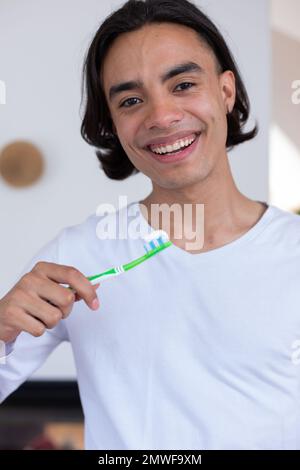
left=270, top=0, right=300, bottom=212
left=0, top=0, right=270, bottom=380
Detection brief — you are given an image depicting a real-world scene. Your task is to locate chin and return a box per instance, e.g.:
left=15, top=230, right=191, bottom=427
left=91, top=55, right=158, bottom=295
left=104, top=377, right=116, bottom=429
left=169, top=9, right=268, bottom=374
left=152, top=176, right=198, bottom=191
left=159, top=165, right=209, bottom=186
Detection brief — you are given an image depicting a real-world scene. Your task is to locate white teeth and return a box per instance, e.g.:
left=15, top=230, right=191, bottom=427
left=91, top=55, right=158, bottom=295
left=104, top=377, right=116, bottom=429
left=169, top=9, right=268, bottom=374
left=150, top=135, right=197, bottom=155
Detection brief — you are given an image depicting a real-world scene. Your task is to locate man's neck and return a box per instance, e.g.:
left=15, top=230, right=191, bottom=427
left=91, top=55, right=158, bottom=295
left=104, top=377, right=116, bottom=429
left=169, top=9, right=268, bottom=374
left=139, top=159, right=268, bottom=254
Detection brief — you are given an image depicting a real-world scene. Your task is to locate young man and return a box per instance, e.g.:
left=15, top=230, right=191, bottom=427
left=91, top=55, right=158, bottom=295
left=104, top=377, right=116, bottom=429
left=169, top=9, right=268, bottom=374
left=1, top=0, right=300, bottom=450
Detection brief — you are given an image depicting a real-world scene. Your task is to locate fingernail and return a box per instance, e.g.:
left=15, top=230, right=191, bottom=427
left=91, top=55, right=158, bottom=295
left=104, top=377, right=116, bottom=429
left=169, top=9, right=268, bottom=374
left=91, top=298, right=99, bottom=310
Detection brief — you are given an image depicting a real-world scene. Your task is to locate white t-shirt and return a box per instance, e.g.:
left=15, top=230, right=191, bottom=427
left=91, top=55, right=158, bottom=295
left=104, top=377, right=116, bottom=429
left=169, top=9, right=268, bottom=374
left=1, top=201, right=300, bottom=450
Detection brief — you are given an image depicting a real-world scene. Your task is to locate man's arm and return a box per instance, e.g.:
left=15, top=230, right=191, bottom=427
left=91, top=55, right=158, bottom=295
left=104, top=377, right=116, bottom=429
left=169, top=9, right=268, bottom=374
left=0, top=229, right=99, bottom=403
left=0, top=230, right=66, bottom=403
left=0, top=340, right=15, bottom=362
left=0, top=327, right=66, bottom=403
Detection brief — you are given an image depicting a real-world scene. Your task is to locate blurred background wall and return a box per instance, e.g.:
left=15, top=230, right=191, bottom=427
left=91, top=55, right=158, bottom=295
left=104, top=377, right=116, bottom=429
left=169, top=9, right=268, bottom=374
left=270, top=0, right=300, bottom=212
left=0, top=0, right=271, bottom=379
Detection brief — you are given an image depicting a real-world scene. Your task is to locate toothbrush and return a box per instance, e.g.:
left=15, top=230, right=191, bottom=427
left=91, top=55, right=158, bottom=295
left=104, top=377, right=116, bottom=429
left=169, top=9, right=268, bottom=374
left=68, top=230, right=172, bottom=290
left=87, top=230, right=172, bottom=284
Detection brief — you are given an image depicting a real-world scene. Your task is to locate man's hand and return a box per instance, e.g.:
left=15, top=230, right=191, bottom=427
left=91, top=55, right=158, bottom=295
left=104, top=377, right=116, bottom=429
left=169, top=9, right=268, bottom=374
left=0, top=262, right=100, bottom=343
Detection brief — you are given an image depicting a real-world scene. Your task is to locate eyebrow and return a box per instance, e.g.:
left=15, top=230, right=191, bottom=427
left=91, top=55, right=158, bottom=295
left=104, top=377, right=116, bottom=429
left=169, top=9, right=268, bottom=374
left=108, top=61, right=204, bottom=102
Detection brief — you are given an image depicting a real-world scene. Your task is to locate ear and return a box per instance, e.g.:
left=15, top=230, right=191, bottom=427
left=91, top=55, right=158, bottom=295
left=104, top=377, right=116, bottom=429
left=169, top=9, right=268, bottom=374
left=219, top=70, right=236, bottom=114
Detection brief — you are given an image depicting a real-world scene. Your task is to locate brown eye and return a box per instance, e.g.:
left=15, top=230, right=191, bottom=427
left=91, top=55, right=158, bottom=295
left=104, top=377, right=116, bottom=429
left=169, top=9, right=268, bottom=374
left=175, top=82, right=195, bottom=91
left=120, top=97, right=142, bottom=108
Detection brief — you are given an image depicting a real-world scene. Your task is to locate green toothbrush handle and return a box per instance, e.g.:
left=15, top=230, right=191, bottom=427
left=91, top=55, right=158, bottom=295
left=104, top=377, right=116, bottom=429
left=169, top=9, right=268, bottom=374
left=66, top=241, right=172, bottom=289
left=86, top=241, right=172, bottom=284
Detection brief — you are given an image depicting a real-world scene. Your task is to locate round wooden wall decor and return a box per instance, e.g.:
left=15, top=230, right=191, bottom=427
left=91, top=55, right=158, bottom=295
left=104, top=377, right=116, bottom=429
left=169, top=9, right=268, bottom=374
left=0, top=140, right=44, bottom=188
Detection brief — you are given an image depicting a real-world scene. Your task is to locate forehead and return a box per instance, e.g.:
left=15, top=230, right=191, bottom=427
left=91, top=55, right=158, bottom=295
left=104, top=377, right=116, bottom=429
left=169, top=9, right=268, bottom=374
left=101, top=22, right=214, bottom=85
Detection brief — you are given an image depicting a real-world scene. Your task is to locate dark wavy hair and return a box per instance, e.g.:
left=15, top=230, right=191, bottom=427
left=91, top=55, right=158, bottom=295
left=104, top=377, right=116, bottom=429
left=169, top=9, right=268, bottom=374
left=81, top=0, right=258, bottom=180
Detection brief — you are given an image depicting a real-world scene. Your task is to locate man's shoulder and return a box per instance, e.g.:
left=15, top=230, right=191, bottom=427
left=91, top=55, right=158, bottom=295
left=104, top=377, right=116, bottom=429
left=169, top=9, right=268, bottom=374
left=270, top=205, right=300, bottom=227
left=61, top=203, right=139, bottom=245
left=267, top=204, right=300, bottom=245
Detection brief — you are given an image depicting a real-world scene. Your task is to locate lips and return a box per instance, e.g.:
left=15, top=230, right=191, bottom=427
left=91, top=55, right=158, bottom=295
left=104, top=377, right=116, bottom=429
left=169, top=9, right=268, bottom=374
left=149, top=134, right=196, bottom=155
left=144, top=131, right=202, bottom=150
left=147, top=132, right=201, bottom=164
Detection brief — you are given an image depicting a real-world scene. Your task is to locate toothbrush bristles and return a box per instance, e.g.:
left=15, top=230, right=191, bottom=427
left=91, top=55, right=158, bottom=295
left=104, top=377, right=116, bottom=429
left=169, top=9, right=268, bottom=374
left=143, top=230, right=170, bottom=253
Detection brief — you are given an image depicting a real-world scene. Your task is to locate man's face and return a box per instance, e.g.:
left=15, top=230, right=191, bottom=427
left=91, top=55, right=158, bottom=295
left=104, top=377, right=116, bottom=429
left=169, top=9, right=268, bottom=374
left=102, top=22, right=235, bottom=190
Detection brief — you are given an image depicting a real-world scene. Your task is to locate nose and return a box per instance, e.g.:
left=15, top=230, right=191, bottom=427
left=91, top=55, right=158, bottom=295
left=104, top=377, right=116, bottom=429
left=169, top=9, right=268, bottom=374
left=144, top=99, right=184, bottom=130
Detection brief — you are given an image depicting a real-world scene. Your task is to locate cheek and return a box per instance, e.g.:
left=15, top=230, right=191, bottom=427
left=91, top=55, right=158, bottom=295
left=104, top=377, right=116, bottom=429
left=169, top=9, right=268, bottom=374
left=186, top=93, right=215, bottom=122
left=114, top=115, right=138, bottom=146
left=114, top=123, right=143, bottom=165
left=122, top=150, right=148, bottom=176
left=198, top=99, right=227, bottom=134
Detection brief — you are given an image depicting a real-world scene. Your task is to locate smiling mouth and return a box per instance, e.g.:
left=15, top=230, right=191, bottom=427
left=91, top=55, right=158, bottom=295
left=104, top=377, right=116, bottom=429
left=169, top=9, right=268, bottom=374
left=146, top=132, right=201, bottom=156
